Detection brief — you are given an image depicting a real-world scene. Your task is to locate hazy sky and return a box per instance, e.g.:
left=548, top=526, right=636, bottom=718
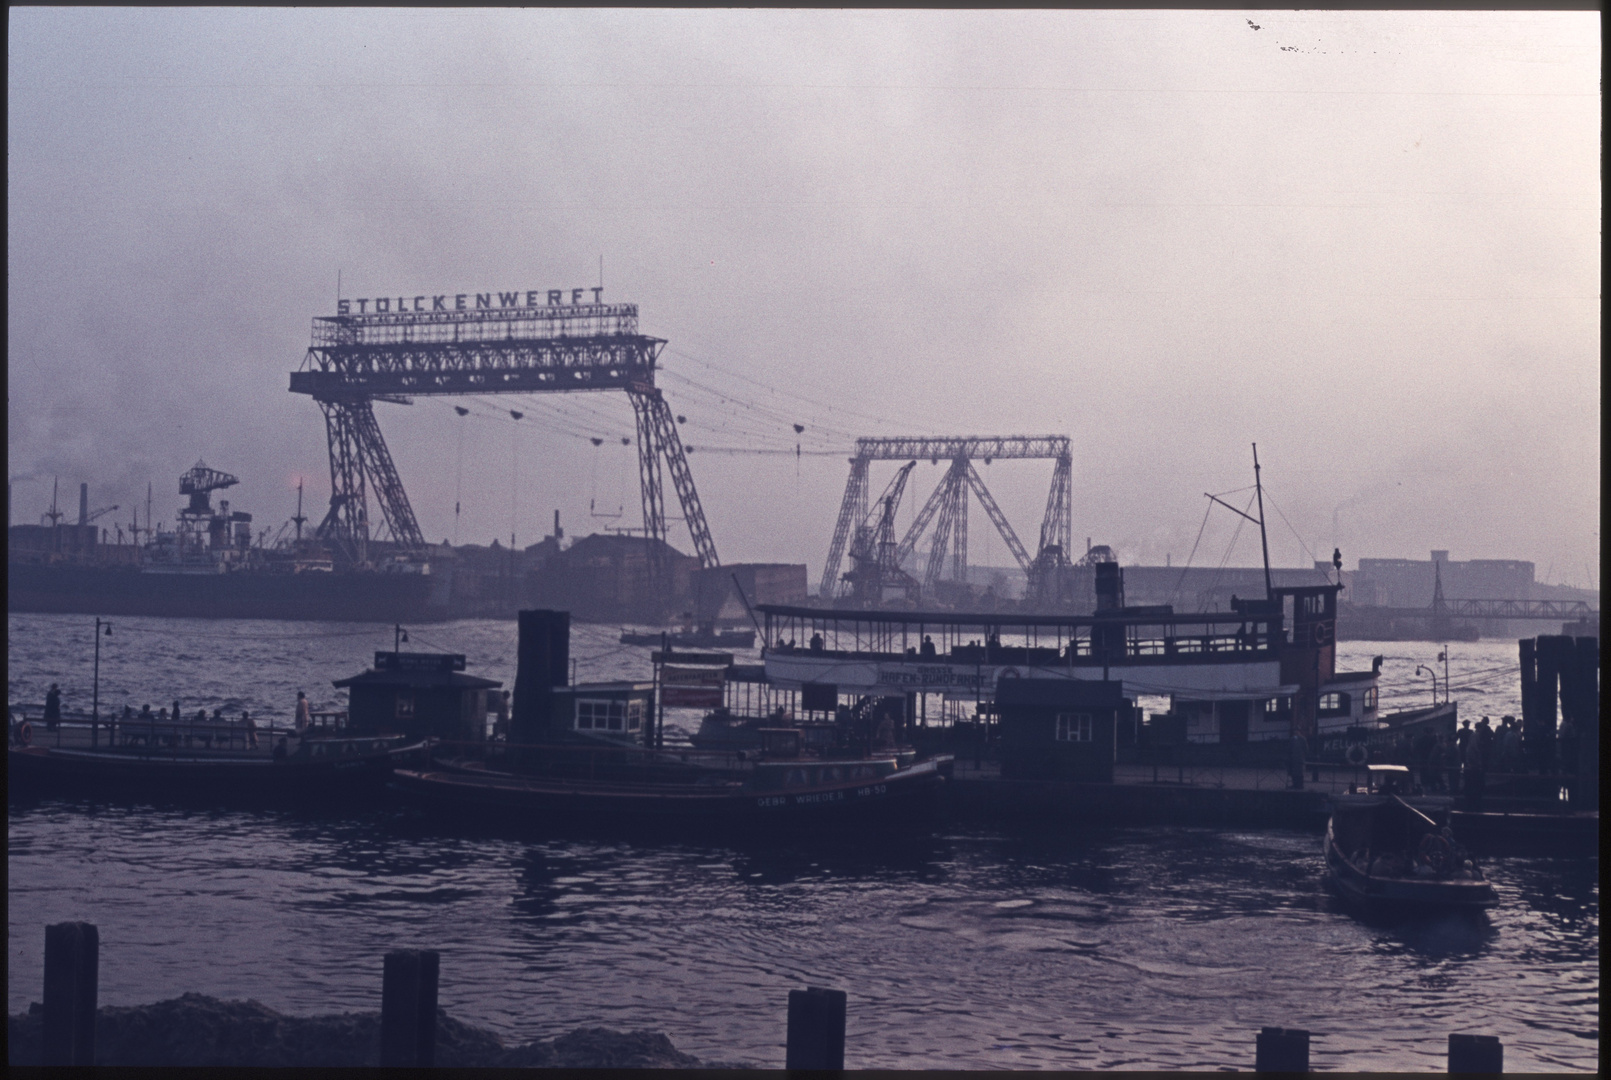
left=8, top=9, right=1600, bottom=590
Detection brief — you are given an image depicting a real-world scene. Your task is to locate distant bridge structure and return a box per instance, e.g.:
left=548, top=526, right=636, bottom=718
left=289, top=297, right=716, bottom=598
left=820, top=435, right=1074, bottom=607
left=1344, top=598, right=1598, bottom=622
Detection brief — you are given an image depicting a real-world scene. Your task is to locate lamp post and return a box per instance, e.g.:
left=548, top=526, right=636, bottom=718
left=92, top=618, right=112, bottom=747
left=1414, top=664, right=1439, bottom=707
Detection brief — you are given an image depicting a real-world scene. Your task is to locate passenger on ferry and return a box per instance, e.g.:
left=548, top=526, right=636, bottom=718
left=245, top=710, right=258, bottom=749
left=44, top=684, right=62, bottom=729
left=1288, top=732, right=1307, bottom=790
left=809, top=632, right=824, bottom=652
left=920, top=635, right=937, bottom=658
left=295, top=691, right=311, bottom=733
left=272, top=735, right=288, bottom=761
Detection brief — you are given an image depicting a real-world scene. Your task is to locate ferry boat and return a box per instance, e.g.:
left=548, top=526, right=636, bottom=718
left=1323, top=765, right=1498, bottom=914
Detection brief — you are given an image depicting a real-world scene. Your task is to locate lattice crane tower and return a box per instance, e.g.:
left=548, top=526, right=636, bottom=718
left=820, top=435, right=1073, bottom=606
left=289, top=292, right=718, bottom=593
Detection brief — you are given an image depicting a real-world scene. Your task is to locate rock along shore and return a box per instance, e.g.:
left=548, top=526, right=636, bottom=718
left=7, top=992, right=756, bottom=1068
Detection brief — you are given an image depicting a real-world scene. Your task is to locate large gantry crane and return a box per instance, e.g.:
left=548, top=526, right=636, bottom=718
left=821, top=435, right=1074, bottom=608
left=289, top=293, right=717, bottom=600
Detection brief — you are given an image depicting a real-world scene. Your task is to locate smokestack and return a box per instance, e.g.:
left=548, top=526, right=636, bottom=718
left=554, top=509, right=562, bottom=541
left=78, top=483, right=89, bottom=526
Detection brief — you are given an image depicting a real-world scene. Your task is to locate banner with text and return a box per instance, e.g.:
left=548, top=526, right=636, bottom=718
left=660, top=665, right=725, bottom=708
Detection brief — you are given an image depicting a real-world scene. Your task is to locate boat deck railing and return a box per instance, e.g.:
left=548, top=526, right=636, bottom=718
left=7, top=713, right=297, bottom=752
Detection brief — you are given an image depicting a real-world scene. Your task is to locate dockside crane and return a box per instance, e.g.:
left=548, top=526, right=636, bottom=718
left=289, top=293, right=718, bottom=612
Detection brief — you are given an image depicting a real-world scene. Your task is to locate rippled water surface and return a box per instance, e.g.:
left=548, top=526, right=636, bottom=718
left=7, top=614, right=1599, bottom=1069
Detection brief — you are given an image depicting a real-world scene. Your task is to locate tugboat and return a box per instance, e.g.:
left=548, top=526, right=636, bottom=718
left=1324, top=764, right=1498, bottom=914
left=390, top=731, right=949, bottom=828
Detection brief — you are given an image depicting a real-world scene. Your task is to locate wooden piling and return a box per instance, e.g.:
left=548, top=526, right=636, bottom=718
left=1517, top=637, right=1536, bottom=769
left=1448, top=1032, right=1502, bottom=1073
left=1534, top=635, right=1566, bottom=773
left=1572, top=636, right=1599, bottom=805
left=379, top=949, right=439, bottom=1067
left=785, top=986, right=846, bottom=1070
left=1254, top=1026, right=1308, bottom=1072
left=42, top=921, right=99, bottom=1066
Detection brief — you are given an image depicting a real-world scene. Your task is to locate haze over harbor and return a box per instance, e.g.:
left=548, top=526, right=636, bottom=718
left=6, top=10, right=1600, bottom=586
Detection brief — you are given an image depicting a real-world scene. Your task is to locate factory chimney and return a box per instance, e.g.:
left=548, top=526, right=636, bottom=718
left=78, top=483, right=89, bottom=527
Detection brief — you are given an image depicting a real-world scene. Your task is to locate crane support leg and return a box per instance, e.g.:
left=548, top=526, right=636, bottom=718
left=629, top=388, right=670, bottom=600
left=316, top=400, right=370, bottom=564
left=314, top=398, right=425, bottom=563
left=820, top=457, right=869, bottom=599
left=350, top=400, right=426, bottom=551
left=965, top=462, right=1032, bottom=572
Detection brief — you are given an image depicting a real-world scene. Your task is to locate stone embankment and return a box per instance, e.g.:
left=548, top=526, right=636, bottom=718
left=8, top=992, right=753, bottom=1068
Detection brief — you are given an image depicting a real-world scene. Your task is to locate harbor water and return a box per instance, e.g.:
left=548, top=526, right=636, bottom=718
left=7, top=613, right=1599, bottom=1070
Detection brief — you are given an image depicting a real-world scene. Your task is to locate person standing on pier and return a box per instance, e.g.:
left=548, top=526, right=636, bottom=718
left=1463, top=721, right=1487, bottom=811
left=245, top=710, right=258, bottom=749
left=43, top=684, right=62, bottom=730
left=295, top=691, right=311, bottom=735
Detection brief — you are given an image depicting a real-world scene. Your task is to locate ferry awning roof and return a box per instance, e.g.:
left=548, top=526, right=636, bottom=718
left=332, top=669, right=502, bottom=690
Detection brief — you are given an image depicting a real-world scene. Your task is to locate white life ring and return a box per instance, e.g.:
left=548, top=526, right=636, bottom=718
left=1345, top=742, right=1368, bottom=766
left=18, top=721, right=33, bottom=746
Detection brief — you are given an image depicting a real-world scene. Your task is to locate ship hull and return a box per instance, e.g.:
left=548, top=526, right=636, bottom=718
left=7, top=562, right=447, bottom=623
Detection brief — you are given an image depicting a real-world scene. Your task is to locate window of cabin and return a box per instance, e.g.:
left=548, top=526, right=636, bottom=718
left=1055, top=712, right=1094, bottom=742
left=1302, top=595, right=1325, bottom=616
left=395, top=691, right=414, bottom=720
left=1318, top=691, right=1351, bottom=717
left=627, top=700, right=643, bottom=731
left=1362, top=687, right=1378, bottom=711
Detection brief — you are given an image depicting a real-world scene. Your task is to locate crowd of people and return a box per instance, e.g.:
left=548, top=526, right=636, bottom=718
left=7, top=684, right=351, bottom=752
left=1380, top=714, right=1566, bottom=807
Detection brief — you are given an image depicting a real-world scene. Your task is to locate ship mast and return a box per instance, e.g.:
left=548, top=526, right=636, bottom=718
left=292, top=478, right=307, bottom=542
left=1253, top=443, right=1272, bottom=600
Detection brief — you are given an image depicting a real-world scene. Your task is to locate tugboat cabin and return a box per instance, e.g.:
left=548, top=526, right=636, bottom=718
left=333, top=652, right=502, bottom=742
left=551, top=681, right=655, bottom=742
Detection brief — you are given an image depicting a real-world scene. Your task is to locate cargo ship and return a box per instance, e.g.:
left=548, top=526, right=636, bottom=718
left=8, top=464, right=453, bottom=623
left=7, top=465, right=807, bottom=626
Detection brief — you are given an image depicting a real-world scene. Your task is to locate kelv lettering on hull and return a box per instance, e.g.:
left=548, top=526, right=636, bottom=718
left=338, top=287, right=604, bottom=316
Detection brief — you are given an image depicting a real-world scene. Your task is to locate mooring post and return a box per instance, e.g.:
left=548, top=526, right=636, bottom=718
left=1254, top=1026, right=1308, bottom=1072
left=785, top=985, right=846, bottom=1070
left=42, top=921, right=99, bottom=1066
left=380, top=949, right=439, bottom=1067
left=1518, top=637, right=1537, bottom=771
left=1448, top=1032, right=1502, bottom=1073
left=1573, top=636, right=1599, bottom=806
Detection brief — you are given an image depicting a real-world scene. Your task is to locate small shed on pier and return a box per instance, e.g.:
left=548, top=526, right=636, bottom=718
left=996, top=678, right=1127, bottom=783
left=333, top=651, right=502, bottom=743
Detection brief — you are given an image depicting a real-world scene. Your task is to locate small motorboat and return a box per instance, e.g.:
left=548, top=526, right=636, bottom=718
left=619, top=626, right=757, bottom=649
left=1324, top=764, right=1497, bottom=914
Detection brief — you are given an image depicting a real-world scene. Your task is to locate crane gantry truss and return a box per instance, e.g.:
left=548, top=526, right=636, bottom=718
left=289, top=299, right=717, bottom=598
left=820, top=435, right=1074, bottom=607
